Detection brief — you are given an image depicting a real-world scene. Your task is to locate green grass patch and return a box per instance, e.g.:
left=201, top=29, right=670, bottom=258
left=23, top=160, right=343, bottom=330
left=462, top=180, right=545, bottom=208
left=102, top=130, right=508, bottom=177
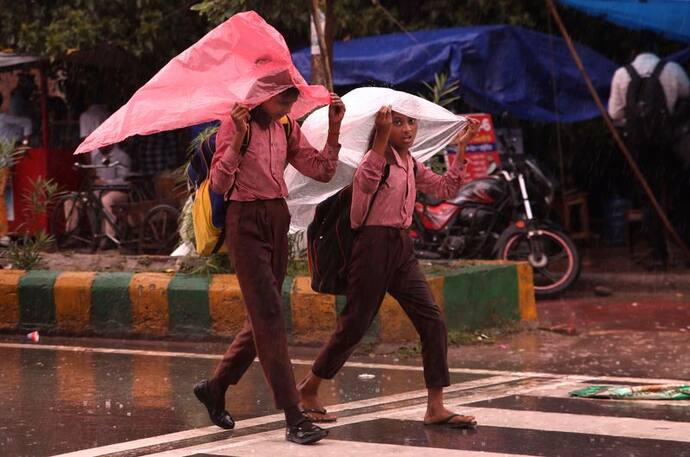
left=395, top=321, right=523, bottom=359
left=287, top=258, right=309, bottom=277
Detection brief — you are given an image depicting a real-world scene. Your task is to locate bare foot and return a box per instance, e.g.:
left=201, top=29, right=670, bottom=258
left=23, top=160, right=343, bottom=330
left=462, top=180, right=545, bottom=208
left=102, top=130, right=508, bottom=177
left=297, top=375, right=337, bottom=422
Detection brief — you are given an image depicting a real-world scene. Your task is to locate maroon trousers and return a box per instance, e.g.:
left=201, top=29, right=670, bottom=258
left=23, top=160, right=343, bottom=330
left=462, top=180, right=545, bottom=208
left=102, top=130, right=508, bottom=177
left=312, top=226, right=451, bottom=388
left=209, top=199, right=299, bottom=410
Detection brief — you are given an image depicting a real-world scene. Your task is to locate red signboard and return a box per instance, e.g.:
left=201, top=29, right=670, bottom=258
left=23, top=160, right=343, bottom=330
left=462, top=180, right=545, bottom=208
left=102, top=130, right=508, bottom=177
left=8, top=147, right=82, bottom=235
left=446, top=113, right=501, bottom=181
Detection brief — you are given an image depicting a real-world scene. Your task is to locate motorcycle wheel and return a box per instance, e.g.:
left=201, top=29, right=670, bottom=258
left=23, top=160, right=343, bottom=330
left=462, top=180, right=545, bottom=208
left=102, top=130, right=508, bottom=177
left=498, top=228, right=580, bottom=298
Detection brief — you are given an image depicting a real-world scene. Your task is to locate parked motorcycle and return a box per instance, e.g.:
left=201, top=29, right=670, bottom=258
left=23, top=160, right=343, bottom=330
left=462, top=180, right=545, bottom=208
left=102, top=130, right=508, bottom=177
left=410, top=135, right=580, bottom=298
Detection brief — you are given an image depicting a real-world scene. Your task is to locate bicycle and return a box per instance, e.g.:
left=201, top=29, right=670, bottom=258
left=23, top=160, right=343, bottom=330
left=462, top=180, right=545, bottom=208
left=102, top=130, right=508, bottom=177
left=50, top=160, right=181, bottom=254
left=50, top=160, right=134, bottom=251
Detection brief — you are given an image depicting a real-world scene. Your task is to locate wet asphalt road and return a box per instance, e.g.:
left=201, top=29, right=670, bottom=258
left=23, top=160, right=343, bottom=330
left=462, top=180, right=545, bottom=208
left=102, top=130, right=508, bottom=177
left=1, top=289, right=689, bottom=456
left=0, top=340, right=481, bottom=456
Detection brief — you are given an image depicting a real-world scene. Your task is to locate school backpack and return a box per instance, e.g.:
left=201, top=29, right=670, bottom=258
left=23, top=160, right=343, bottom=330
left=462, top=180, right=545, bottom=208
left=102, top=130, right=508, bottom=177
left=624, top=61, right=669, bottom=146
left=307, top=159, right=417, bottom=294
left=187, top=116, right=292, bottom=255
left=672, top=96, right=690, bottom=170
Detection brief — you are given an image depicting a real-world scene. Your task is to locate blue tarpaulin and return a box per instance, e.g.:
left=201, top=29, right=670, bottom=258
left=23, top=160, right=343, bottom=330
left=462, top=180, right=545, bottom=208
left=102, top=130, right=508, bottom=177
left=558, top=0, right=690, bottom=44
left=292, top=25, right=618, bottom=123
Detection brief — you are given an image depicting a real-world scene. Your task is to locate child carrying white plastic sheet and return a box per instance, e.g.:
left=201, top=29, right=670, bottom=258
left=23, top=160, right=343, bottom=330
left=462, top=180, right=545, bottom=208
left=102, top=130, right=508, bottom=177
left=288, top=88, right=480, bottom=429
left=285, top=87, right=468, bottom=232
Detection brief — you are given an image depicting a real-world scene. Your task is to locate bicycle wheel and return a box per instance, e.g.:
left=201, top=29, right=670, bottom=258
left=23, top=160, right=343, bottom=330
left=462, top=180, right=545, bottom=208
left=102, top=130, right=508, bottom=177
left=138, top=204, right=180, bottom=254
left=50, top=194, right=97, bottom=250
left=498, top=228, right=581, bottom=298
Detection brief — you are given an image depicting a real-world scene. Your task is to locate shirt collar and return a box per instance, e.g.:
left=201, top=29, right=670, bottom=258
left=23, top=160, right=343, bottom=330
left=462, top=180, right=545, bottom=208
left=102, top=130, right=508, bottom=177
left=389, top=146, right=411, bottom=170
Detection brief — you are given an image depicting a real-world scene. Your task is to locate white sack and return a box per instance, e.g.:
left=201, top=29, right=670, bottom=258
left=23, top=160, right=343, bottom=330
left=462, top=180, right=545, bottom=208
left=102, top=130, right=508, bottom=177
left=285, top=87, right=467, bottom=232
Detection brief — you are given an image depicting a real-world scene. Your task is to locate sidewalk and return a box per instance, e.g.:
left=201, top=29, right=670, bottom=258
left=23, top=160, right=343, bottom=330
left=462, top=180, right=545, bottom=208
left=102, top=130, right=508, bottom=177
left=575, top=246, right=690, bottom=293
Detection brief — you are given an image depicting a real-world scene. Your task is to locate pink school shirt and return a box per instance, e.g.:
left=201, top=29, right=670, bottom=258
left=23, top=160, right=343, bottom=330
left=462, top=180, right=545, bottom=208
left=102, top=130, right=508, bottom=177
left=210, top=117, right=340, bottom=200
left=350, top=148, right=467, bottom=229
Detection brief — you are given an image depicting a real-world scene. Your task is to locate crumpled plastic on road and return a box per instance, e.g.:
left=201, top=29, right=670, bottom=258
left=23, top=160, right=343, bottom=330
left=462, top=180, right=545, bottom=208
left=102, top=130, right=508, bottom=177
left=570, top=384, right=690, bottom=400
left=285, top=87, right=467, bottom=232
left=75, top=11, right=329, bottom=154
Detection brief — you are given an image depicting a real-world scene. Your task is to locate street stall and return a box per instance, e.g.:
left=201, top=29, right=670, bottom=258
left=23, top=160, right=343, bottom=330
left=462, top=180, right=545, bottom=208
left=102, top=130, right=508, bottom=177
left=0, top=52, right=80, bottom=236
left=547, top=0, right=690, bottom=261
left=288, top=19, right=690, bottom=290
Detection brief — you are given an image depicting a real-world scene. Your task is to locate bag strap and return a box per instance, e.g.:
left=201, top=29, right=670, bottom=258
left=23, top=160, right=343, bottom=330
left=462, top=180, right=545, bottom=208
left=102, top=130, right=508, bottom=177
left=238, top=115, right=290, bottom=158
left=211, top=198, right=231, bottom=254
left=228, top=118, right=258, bottom=200
left=240, top=123, right=252, bottom=153
left=651, top=60, right=667, bottom=80
left=211, top=226, right=226, bottom=254
left=280, top=115, right=293, bottom=139
left=625, top=64, right=640, bottom=83
left=361, top=163, right=390, bottom=227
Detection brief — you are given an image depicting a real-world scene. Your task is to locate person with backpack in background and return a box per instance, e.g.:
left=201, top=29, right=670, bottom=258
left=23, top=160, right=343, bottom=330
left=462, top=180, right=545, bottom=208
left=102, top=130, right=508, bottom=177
left=608, top=51, right=690, bottom=269
left=192, top=70, right=345, bottom=445
left=297, top=105, right=480, bottom=428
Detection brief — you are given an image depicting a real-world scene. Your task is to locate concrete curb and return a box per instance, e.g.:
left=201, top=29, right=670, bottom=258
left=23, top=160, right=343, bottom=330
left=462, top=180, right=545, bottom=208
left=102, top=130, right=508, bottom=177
left=0, top=262, right=536, bottom=343
left=577, top=271, right=690, bottom=292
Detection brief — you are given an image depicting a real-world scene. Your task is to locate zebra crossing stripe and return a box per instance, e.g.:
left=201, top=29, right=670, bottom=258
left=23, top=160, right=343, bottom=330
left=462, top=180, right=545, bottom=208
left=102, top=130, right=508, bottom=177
left=53, top=375, right=528, bottom=457
left=139, top=377, right=690, bottom=457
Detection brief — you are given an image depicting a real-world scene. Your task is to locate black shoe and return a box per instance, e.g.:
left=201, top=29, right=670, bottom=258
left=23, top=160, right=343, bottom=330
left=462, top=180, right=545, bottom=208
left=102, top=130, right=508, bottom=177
left=193, top=379, right=235, bottom=429
left=286, top=418, right=329, bottom=445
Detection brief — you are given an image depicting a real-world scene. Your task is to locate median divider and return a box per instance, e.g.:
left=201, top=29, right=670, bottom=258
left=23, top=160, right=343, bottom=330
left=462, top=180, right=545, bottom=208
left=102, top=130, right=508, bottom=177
left=0, top=261, right=536, bottom=343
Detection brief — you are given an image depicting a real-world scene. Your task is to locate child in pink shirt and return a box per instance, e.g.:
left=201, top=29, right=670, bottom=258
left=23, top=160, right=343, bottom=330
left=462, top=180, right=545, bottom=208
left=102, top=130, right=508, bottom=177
left=194, top=85, right=345, bottom=445
left=299, top=106, right=480, bottom=429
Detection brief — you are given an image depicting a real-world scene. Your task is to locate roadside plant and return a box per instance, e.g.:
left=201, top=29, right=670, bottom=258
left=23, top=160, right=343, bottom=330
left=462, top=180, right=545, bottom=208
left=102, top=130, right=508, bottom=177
left=0, top=139, right=26, bottom=168
left=287, top=230, right=309, bottom=276
left=418, top=72, right=462, bottom=175
left=23, top=176, right=63, bottom=217
left=2, top=177, right=64, bottom=270
left=419, top=72, right=461, bottom=108
left=4, top=230, right=54, bottom=270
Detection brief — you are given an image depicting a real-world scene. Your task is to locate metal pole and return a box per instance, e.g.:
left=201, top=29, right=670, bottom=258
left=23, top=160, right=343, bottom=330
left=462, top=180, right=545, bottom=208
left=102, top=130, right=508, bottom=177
left=546, top=14, right=569, bottom=224
left=545, top=0, right=690, bottom=258
left=39, top=63, right=50, bottom=150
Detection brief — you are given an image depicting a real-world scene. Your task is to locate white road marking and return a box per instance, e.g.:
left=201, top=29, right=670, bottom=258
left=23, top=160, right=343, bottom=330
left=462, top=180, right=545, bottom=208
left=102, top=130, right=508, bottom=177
left=148, top=376, right=690, bottom=457
left=210, top=440, right=537, bottom=457
left=53, top=374, right=524, bottom=457
left=446, top=407, right=690, bottom=442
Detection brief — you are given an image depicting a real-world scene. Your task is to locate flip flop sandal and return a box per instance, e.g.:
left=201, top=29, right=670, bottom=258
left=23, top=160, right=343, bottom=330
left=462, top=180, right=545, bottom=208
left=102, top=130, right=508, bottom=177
left=423, top=413, right=477, bottom=429
left=300, top=407, right=338, bottom=423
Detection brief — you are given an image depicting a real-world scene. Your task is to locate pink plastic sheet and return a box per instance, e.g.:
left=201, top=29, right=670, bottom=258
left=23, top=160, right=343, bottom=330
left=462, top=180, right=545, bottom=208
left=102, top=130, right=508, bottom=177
left=75, top=11, right=329, bottom=154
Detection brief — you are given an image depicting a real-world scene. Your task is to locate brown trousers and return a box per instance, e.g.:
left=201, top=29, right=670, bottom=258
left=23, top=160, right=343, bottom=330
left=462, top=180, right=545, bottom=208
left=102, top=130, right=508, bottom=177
left=209, top=199, right=299, bottom=410
left=312, top=226, right=451, bottom=388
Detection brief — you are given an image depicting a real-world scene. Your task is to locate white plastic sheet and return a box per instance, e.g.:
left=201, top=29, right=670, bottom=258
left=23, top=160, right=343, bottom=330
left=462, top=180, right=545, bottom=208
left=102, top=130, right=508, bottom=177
left=285, top=87, right=468, bottom=232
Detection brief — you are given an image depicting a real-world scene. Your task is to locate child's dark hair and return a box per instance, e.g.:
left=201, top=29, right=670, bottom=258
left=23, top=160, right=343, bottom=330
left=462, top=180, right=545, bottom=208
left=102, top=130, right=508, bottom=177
left=250, top=87, right=300, bottom=127
left=280, top=87, right=299, bottom=100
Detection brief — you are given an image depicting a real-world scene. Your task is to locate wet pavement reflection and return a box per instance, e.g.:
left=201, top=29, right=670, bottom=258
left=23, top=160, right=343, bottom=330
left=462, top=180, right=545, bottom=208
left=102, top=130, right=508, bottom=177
left=328, top=418, right=690, bottom=457
left=0, top=346, right=483, bottom=456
